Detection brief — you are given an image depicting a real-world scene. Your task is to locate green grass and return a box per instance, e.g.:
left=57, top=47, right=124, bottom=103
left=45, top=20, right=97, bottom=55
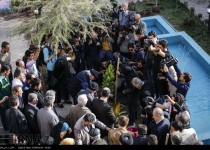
left=134, top=0, right=210, bottom=55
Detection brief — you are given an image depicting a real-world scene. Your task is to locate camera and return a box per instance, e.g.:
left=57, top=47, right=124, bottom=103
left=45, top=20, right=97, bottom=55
left=126, top=12, right=136, bottom=31
left=159, top=55, right=179, bottom=69
left=143, top=96, right=153, bottom=106
left=162, top=95, right=168, bottom=100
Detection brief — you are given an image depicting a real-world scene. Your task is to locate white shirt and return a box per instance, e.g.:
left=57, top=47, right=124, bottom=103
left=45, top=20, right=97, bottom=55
left=12, top=78, right=23, bottom=88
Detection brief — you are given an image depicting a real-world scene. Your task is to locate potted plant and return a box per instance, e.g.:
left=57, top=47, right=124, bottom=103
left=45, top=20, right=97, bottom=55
left=102, top=63, right=115, bottom=93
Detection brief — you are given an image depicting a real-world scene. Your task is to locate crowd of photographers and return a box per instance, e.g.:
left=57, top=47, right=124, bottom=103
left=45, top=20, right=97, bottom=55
left=0, top=0, right=202, bottom=145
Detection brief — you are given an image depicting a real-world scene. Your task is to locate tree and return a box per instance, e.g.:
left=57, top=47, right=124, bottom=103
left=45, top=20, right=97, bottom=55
left=11, top=0, right=112, bottom=46
left=102, top=63, right=115, bottom=93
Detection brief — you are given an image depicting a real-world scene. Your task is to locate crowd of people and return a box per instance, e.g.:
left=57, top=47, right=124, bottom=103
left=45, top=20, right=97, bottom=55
left=0, top=1, right=203, bottom=145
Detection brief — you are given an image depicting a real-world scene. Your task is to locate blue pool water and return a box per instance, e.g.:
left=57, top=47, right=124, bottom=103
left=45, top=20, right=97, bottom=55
left=142, top=15, right=210, bottom=142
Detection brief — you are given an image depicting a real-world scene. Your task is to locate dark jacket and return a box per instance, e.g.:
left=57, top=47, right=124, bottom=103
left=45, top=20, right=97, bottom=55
left=84, top=37, right=101, bottom=58
left=27, top=88, right=44, bottom=109
left=50, top=121, right=63, bottom=145
left=92, top=139, right=108, bottom=145
left=24, top=104, right=40, bottom=135
left=67, top=70, right=90, bottom=97
left=92, top=98, right=116, bottom=137
left=5, top=108, right=30, bottom=135
left=133, top=135, right=148, bottom=145
left=148, top=118, right=170, bottom=145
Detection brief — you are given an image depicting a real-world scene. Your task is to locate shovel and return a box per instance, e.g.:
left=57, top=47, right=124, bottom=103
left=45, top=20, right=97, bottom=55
left=113, top=57, right=121, bottom=115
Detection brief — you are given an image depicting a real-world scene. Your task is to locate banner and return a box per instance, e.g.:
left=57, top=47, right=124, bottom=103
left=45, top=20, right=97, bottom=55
left=0, top=0, right=12, bottom=13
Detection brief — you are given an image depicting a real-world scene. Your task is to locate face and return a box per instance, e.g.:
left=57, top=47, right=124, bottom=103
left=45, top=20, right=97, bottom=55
left=157, top=44, right=164, bottom=51
left=170, top=126, right=175, bottom=135
left=33, top=97, right=38, bottom=104
left=74, top=37, right=80, bottom=42
left=3, top=44, right=10, bottom=53
left=19, top=61, right=25, bottom=68
left=128, top=47, right=135, bottom=54
left=152, top=111, right=159, bottom=122
left=29, top=53, right=34, bottom=60
left=83, top=120, right=91, bottom=127
left=35, top=82, right=42, bottom=90
left=179, top=74, right=185, bottom=82
left=51, top=42, right=56, bottom=48
left=5, top=69, right=10, bottom=76
left=89, top=75, right=95, bottom=81
left=137, top=62, right=143, bottom=68
left=101, top=62, right=107, bottom=68
left=17, top=87, right=23, bottom=97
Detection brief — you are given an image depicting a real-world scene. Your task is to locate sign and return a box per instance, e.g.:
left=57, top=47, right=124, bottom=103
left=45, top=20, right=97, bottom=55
left=0, top=0, right=12, bottom=13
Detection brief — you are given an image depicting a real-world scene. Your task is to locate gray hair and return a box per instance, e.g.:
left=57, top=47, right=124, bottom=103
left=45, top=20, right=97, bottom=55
left=178, top=111, right=190, bottom=127
left=44, top=90, right=56, bottom=107
left=153, top=107, right=164, bottom=117
left=90, top=134, right=101, bottom=141
left=77, top=94, right=88, bottom=107
left=28, top=93, right=38, bottom=103
left=171, top=131, right=182, bottom=145
left=122, top=2, right=128, bottom=8
left=131, top=77, right=144, bottom=88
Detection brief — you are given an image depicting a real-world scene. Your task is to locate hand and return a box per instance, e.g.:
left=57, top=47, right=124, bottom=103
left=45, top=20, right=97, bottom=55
left=125, top=35, right=129, bottom=40
left=66, top=57, right=71, bottom=61
left=106, top=127, right=111, bottom=131
left=116, top=71, right=120, bottom=75
left=2, top=96, right=9, bottom=103
left=148, top=96, right=155, bottom=102
left=96, top=42, right=100, bottom=46
left=122, top=90, right=125, bottom=94
left=119, top=33, right=123, bottom=38
left=131, top=25, right=136, bottom=30
left=163, top=64, right=168, bottom=72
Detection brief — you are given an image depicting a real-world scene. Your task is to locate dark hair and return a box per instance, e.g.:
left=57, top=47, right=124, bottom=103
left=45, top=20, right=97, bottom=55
left=73, top=32, right=81, bottom=39
left=148, top=30, right=157, bottom=37
left=136, top=28, right=144, bottom=35
left=137, top=124, right=147, bottom=135
left=1, top=65, right=10, bottom=73
left=30, top=78, right=42, bottom=88
left=26, top=73, right=34, bottom=81
left=118, top=115, right=129, bottom=127
left=128, top=43, right=135, bottom=49
left=1, top=41, right=9, bottom=49
left=145, top=105, right=153, bottom=121
left=15, top=59, right=22, bottom=67
left=14, top=68, right=21, bottom=78
left=83, top=113, right=95, bottom=124
left=137, top=58, right=145, bottom=65
left=10, top=95, right=19, bottom=107
left=183, top=72, right=192, bottom=82
left=25, top=50, right=34, bottom=57
left=100, top=58, right=107, bottom=63
left=171, top=121, right=183, bottom=132
left=148, top=134, right=158, bottom=145
left=101, top=87, right=110, bottom=97
left=158, top=39, right=168, bottom=48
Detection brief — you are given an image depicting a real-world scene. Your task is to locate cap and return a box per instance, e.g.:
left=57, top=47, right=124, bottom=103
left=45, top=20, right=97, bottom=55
left=40, top=136, right=54, bottom=145
left=88, top=82, right=98, bottom=91
left=60, top=122, right=69, bottom=132
left=90, top=69, right=98, bottom=79
left=89, top=128, right=100, bottom=137
left=59, top=138, right=75, bottom=145
left=119, top=133, right=133, bottom=145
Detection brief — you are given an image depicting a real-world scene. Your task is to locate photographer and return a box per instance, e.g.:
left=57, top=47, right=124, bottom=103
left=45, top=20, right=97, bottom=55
left=118, top=2, right=129, bottom=27
left=128, top=43, right=145, bottom=63
left=84, top=31, right=101, bottom=70
left=148, top=39, right=171, bottom=98
left=131, top=58, right=147, bottom=81
left=117, top=26, right=135, bottom=60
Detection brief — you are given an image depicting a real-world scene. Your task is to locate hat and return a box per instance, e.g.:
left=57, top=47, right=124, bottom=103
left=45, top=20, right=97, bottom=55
left=89, top=128, right=100, bottom=137
left=119, top=133, right=133, bottom=145
left=60, top=122, right=69, bottom=132
left=90, top=69, right=98, bottom=79
left=40, top=136, right=54, bottom=145
left=88, top=82, right=98, bottom=91
left=59, top=138, right=75, bottom=145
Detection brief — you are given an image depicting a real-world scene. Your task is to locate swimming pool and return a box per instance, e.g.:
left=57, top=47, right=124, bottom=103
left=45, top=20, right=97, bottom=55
left=143, top=15, right=210, bottom=141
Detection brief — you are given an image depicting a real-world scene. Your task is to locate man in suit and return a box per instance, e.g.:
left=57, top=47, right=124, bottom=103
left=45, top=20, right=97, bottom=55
left=24, top=93, right=40, bottom=135
left=148, top=107, right=170, bottom=145
left=92, top=87, right=116, bottom=138
left=133, top=124, right=148, bottom=145
left=108, top=115, right=134, bottom=145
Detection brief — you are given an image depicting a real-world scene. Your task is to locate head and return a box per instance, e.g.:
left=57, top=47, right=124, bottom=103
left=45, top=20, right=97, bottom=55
left=134, top=14, right=141, bottom=23
left=77, top=94, right=88, bottom=107
left=113, top=52, right=120, bottom=59
left=28, top=93, right=38, bottom=105
left=9, top=95, right=19, bottom=108
left=101, top=87, right=110, bottom=98
left=1, top=41, right=10, bottom=53
left=152, top=107, right=164, bottom=122
left=118, top=115, right=129, bottom=127
left=121, top=2, right=128, bottom=12
left=88, top=82, right=98, bottom=93
left=172, top=93, right=185, bottom=106
left=44, top=90, right=56, bottom=108
left=100, top=58, right=107, bottom=68
left=26, top=73, right=35, bottom=84
left=1, top=65, right=10, bottom=76
left=12, top=85, right=23, bottom=98
left=59, top=138, right=75, bottom=145
left=14, top=68, right=22, bottom=80
left=30, top=78, right=42, bottom=90
left=177, top=111, right=190, bottom=128
left=16, top=59, right=25, bottom=68
left=89, top=128, right=101, bottom=141
left=128, top=43, right=135, bottom=54
left=51, top=41, right=57, bottom=48
left=148, top=134, right=158, bottom=145
left=83, top=113, right=96, bottom=127
left=171, top=131, right=182, bottom=145
left=89, top=69, right=98, bottom=80
left=119, top=133, right=133, bottom=145
left=137, top=58, right=145, bottom=68
left=131, top=77, right=144, bottom=89
left=26, top=50, right=35, bottom=60
left=179, top=72, right=192, bottom=83
left=158, top=39, right=168, bottom=51
left=136, top=28, right=145, bottom=39
left=145, top=105, right=153, bottom=120
left=148, top=30, right=157, bottom=39
left=137, top=124, right=147, bottom=135
left=170, top=121, right=183, bottom=135
left=73, top=32, right=81, bottom=42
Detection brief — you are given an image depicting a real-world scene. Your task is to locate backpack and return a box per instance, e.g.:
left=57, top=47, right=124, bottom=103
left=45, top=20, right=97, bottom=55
left=37, top=45, right=53, bottom=67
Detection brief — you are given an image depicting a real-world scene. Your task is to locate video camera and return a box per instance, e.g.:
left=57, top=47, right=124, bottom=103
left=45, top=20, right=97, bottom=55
left=144, top=38, right=159, bottom=47
left=126, top=12, right=136, bottom=31
left=159, top=55, right=179, bottom=69
left=143, top=96, right=154, bottom=106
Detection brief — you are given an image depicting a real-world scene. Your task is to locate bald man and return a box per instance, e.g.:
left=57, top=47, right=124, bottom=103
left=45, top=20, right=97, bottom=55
left=132, top=14, right=147, bottom=38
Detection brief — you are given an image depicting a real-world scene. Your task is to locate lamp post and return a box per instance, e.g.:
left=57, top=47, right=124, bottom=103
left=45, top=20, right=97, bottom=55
left=207, top=2, right=210, bottom=33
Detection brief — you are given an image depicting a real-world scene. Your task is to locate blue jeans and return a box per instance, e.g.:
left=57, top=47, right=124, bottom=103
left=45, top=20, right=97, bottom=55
left=99, top=50, right=113, bottom=61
